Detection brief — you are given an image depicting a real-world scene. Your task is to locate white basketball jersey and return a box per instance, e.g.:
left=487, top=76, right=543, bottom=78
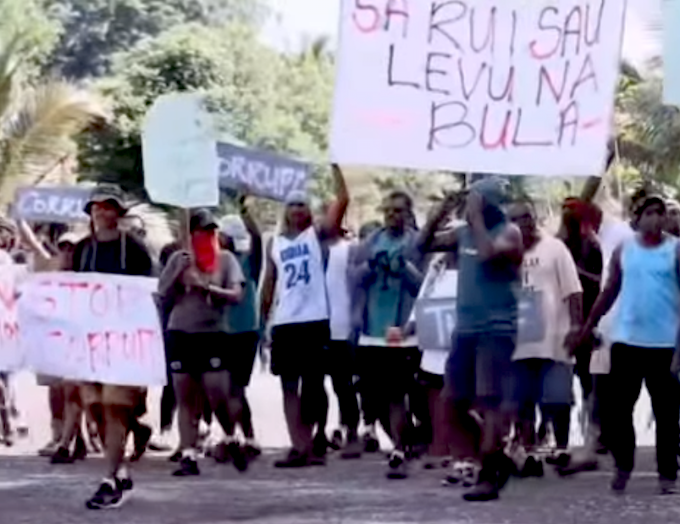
left=272, top=226, right=329, bottom=326
left=326, top=240, right=352, bottom=341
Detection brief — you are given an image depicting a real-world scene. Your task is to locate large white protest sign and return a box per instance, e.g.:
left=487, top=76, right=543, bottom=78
left=0, top=266, right=28, bottom=372
left=331, top=0, right=625, bottom=176
left=664, top=0, right=680, bottom=106
left=142, top=93, right=219, bottom=208
left=18, top=273, right=166, bottom=387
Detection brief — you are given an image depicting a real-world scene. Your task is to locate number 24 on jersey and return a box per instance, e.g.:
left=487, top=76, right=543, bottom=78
left=284, top=259, right=311, bottom=289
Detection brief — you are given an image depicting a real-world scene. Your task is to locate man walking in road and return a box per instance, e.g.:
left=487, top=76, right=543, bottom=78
left=421, top=178, right=523, bottom=501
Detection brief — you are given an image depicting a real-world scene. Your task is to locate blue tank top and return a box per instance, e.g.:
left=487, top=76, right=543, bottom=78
left=612, top=236, right=680, bottom=348
left=456, top=225, right=519, bottom=335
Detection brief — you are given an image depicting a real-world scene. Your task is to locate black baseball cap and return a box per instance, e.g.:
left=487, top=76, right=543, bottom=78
left=84, top=185, right=128, bottom=216
left=190, top=209, right=219, bottom=232
left=634, top=195, right=666, bottom=217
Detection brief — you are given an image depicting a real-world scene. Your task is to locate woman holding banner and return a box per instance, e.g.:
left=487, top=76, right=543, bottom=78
left=158, top=208, right=248, bottom=477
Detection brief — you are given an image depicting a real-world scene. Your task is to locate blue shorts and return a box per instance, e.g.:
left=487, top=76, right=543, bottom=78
left=445, top=332, right=516, bottom=408
left=513, top=358, right=574, bottom=413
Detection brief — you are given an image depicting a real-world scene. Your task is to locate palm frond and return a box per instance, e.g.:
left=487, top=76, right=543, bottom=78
left=0, top=32, right=30, bottom=121
left=1, top=82, right=108, bottom=191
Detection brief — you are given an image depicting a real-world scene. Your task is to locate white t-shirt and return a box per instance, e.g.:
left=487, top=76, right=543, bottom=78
left=513, top=235, right=582, bottom=362
left=271, top=227, right=329, bottom=326
left=326, top=239, right=352, bottom=341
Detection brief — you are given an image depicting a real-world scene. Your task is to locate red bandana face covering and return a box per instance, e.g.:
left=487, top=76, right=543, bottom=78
left=192, top=230, right=218, bottom=273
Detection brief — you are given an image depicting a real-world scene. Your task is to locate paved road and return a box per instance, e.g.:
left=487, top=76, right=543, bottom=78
left=0, top=369, right=666, bottom=523
left=0, top=450, right=679, bottom=524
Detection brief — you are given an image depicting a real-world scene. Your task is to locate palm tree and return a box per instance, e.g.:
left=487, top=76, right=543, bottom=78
left=0, top=27, right=107, bottom=209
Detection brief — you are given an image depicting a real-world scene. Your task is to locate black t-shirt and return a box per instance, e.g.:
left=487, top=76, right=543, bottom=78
left=563, top=236, right=602, bottom=316
left=72, top=233, right=153, bottom=277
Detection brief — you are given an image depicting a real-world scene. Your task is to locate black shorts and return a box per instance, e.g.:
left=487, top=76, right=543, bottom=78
left=271, top=321, right=329, bottom=379
left=227, top=331, right=259, bottom=387
left=325, top=340, right=357, bottom=378
left=167, top=331, right=231, bottom=375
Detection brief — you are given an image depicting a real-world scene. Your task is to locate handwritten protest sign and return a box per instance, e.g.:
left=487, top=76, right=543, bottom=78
left=217, top=143, right=309, bottom=202
left=142, top=93, right=219, bottom=208
left=13, top=186, right=90, bottom=224
left=18, top=273, right=166, bottom=387
left=331, top=0, right=625, bottom=176
left=0, top=266, right=28, bottom=372
left=664, top=0, right=680, bottom=106
left=416, top=293, right=540, bottom=351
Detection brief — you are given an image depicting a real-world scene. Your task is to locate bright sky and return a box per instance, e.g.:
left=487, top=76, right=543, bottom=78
left=264, top=0, right=663, bottom=70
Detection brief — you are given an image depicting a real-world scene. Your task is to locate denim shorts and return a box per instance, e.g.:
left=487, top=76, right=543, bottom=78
left=444, top=332, right=516, bottom=408
left=513, top=358, right=574, bottom=408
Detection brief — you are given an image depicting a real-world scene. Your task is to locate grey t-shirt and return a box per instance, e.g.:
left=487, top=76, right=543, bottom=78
left=160, top=250, right=245, bottom=333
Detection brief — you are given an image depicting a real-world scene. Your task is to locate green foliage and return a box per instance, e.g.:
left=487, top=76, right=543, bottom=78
left=78, top=23, right=335, bottom=224
left=43, top=0, right=267, bottom=79
left=0, top=0, right=59, bottom=80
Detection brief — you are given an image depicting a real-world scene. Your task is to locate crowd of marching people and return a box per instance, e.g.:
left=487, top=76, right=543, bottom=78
left=2, top=164, right=680, bottom=509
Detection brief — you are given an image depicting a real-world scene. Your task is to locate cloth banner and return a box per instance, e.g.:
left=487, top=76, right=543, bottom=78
left=0, top=266, right=29, bottom=372
left=18, top=272, right=166, bottom=387
left=217, top=142, right=309, bottom=202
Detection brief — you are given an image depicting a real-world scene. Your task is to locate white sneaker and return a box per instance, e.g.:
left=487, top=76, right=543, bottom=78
left=443, top=459, right=480, bottom=487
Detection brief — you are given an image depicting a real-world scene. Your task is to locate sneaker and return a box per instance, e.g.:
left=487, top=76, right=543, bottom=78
left=341, top=438, right=363, bottom=460
left=557, top=457, right=599, bottom=477
left=659, top=478, right=677, bottom=495
left=50, top=446, right=74, bottom=465
left=228, top=442, right=249, bottom=473
left=72, top=435, right=88, bottom=461
left=545, top=451, right=570, bottom=469
left=519, top=456, right=544, bottom=478
left=148, top=433, right=172, bottom=452
left=443, top=460, right=479, bottom=487
left=386, top=451, right=408, bottom=480
left=85, top=479, right=123, bottom=510
left=463, top=480, right=499, bottom=502
left=173, top=456, right=200, bottom=477
left=274, top=449, right=310, bottom=469
left=212, top=442, right=231, bottom=464
left=38, top=440, right=59, bottom=457
left=169, top=449, right=182, bottom=463
left=118, top=475, right=133, bottom=493
left=363, top=434, right=380, bottom=454
left=130, top=424, right=152, bottom=463
left=244, top=442, right=262, bottom=459
left=611, top=470, right=630, bottom=494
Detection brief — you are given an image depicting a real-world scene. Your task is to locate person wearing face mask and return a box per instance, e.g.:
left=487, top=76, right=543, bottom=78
left=159, top=208, right=247, bottom=477
left=71, top=186, right=154, bottom=510
left=351, top=190, right=425, bottom=480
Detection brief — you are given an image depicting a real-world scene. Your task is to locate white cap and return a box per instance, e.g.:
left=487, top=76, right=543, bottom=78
left=284, top=190, right=310, bottom=206
left=219, top=215, right=248, bottom=240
